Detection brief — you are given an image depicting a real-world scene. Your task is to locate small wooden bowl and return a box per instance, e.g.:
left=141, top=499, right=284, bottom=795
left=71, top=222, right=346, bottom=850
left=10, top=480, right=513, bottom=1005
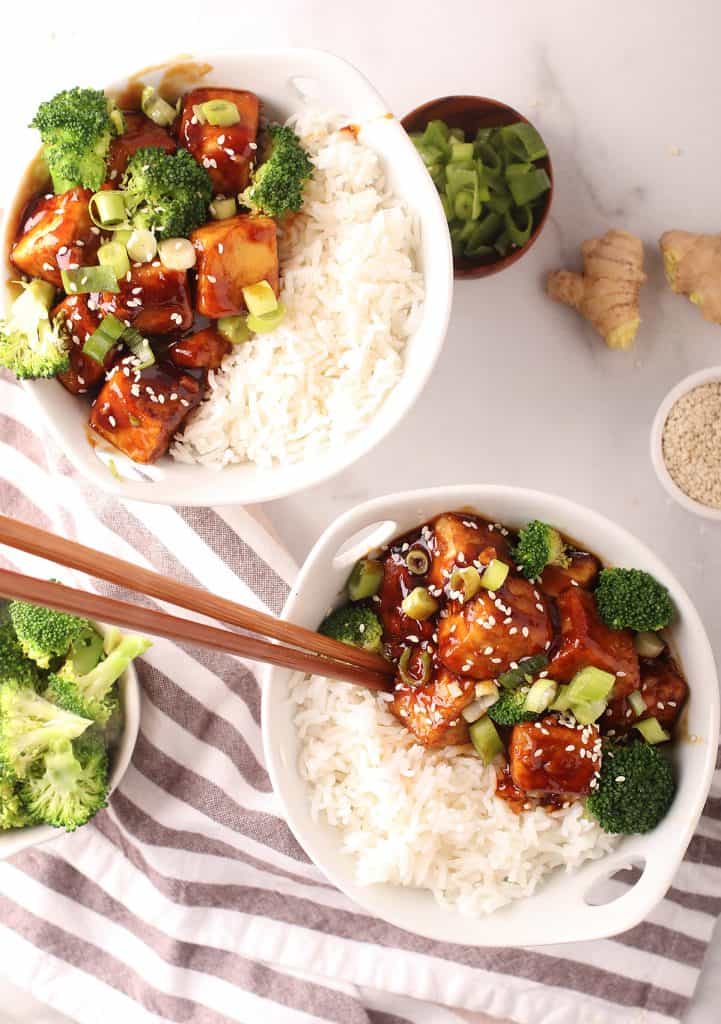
left=401, top=95, right=554, bottom=279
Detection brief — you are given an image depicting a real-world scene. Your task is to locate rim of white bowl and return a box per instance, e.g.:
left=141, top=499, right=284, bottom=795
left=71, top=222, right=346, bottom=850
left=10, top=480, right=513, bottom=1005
left=650, top=365, right=721, bottom=521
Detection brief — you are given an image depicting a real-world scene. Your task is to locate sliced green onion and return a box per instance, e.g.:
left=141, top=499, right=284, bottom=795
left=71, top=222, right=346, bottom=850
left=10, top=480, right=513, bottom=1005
left=634, top=631, right=665, bottom=658
left=347, top=558, right=384, bottom=601
left=82, top=314, right=125, bottom=364
left=209, top=196, right=238, bottom=220
left=628, top=690, right=647, bottom=717
left=480, top=558, right=509, bottom=591
left=449, top=141, right=474, bottom=163
left=61, top=266, right=119, bottom=295
left=505, top=206, right=533, bottom=247
left=401, top=586, right=439, bottom=621
left=487, top=191, right=512, bottom=215
left=242, top=281, right=278, bottom=317
left=449, top=565, right=482, bottom=603
left=192, top=104, right=207, bottom=125
left=246, top=303, right=286, bottom=334
left=500, top=122, right=548, bottom=162
left=406, top=548, right=430, bottom=576
left=462, top=682, right=501, bottom=723
left=109, top=108, right=126, bottom=135
left=550, top=683, right=573, bottom=711
left=141, top=85, right=177, bottom=127
left=461, top=700, right=487, bottom=724
left=507, top=167, right=551, bottom=207
left=567, top=666, right=616, bottom=704
left=126, top=229, right=157, bottom=264
left=571, top=699, right=607, bottom=725
left=470, top=211, right=503, bottom=246
left=494, top=230, right=511, bottom=256
left=525, top=679, right=558, bottom=714
left=113, top=228, right=133, bottom=245
left=469, top=716, right=504, bottom=763
left=448, top=127, right=465, bottom=143
left=158, top=238, right=196, bottom=272
left=89, top=191, right=127, bottom=229
left=498, top=653, right=549, bottom=689
left=200, top=99, right=241, bottom=126
left=634, top=717, right=671, bottom=744
left=399, top=646, right=431, bottom=687
left=475, top=141, right=503, bottom=178
left=122, top=326, right=155, bottom=369
left=217, top=316, right=251, bottom=345
left=98, top=241, right=130, bottom=282
left=454, top=190, right=474, bottom=221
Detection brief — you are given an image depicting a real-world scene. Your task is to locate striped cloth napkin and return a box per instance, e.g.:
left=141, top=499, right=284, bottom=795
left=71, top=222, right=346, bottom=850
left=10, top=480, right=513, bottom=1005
left=0, top=371, right=718, bottom=1024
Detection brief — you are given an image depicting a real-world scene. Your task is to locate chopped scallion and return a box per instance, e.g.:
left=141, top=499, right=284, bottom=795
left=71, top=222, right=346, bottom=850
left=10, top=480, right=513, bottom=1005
left=141, top=85, right=178, bottom=127
left=200, top=99, right=241, bottom=126
left=126, top=229, right=157, bottom=264
left=347, top=558, right=384, bottom=601
left=246, top=303, right=286, bottom=335
left=82, top=314, right=125, bottom=364
left=217, top=316, right=251, bottom=345
left=61, top=266, right=119, bottom=295
left=98, top=241, right=130, bottom=282
left=89, top=191, right=127, bottom=229
left=123, top=326, right=155, bottom=370
left=209, top=196, right=238, bottom=220
left=401, top=586, right=439, bottom=621
left=242, top=281, right=278, bottom=317
left=634, top=717, right=671, bottom=744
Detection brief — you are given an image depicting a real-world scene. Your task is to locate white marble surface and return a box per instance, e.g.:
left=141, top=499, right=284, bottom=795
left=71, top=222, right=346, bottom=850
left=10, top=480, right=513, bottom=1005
left=1, top=1, right=720, bottom=1020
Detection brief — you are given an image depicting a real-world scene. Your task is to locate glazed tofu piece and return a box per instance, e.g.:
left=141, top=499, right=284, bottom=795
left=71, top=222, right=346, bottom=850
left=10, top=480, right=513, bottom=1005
left=391, top=663, right=474, bottom=747
left=179, top=88, right=259, bottom=194
left=106, top=111, right=176, bottom=179
left=11, top=188, right=99, bottom=287
left=438, top=573, right=553, bottom=679
left=377, top=550, right=435, bottom=661
left=191, top=214, right=279, bottom=318
left=549, top=588, right=640, bottom=689
left=99, top=263, right=193, bottom=335
left=638, top=659, right=688, bottom=730
left=538, top=552, right=600, bottom=598
left=52, top=296, right=117, bottom=395
left=168, top=327, right=231, bottom=370
left=89, top=360, right=204, bottom=463
left=509, top=716, right=601, bottom=795
left=428, top=513, right=511, bottom=589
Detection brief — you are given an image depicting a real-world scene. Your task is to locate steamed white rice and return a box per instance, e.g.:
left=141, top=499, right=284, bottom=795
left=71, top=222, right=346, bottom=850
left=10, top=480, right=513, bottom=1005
left=291, top=674, right=617, bottom=915
left=172, top=112, right=425, bottom=468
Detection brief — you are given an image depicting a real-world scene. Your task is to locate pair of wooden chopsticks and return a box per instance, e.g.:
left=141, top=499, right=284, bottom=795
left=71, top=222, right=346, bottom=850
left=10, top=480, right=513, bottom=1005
left=0, top=515, right=394, bottom=691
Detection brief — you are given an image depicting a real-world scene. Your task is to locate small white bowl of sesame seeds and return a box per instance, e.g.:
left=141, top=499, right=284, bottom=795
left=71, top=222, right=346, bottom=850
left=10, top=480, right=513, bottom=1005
left=651, top=366, right=721, bottom=521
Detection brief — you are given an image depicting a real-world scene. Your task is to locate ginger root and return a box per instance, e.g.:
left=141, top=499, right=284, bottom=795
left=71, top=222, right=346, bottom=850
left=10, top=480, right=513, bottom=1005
left=659, top=230, right=721, bottom=324
left=547, top=229, right=646, bottom=350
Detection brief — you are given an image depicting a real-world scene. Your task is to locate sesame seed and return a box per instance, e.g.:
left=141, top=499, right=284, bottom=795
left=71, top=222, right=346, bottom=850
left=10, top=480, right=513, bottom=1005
left=108, top=415, right=116, bottom=427
left=615, top=775, right=626, bottom=783
left=522, top=626, right=529, bottom=638
left=565, top=744, right=575, bottom=752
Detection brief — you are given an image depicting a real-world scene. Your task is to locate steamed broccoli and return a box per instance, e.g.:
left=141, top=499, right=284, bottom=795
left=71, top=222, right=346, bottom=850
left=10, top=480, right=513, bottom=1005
left=514, top=520, right=570, bottom=580
left=30, top=87, right=123, bottom=194
left=240, top=124, right=313, bottom=218
left=0, top=280, right=69, bottom=380
left=20, top=733, right=108, bottom=831
left=595, top=568, right=674, bottom=632
left=122, top=147, right=213, bottom=240
left=487, top=687, right=537, bottom=726
left=45, top=633, right=151, bottom=725
left=586, top=739, right=675, bottom=834
left=8, top=600, right=90, bottom=669
left=318, top=605, right=383, bottom=654
left=0, top=680, right=92, bottom=778
left=0, top=772, right=32, bottom=830
left=0, top=621, right=39, bottom=689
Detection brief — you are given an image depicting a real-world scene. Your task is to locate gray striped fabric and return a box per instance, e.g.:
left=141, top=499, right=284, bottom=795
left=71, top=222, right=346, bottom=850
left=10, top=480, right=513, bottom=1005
left=0, top=370, right=718, bottom=1024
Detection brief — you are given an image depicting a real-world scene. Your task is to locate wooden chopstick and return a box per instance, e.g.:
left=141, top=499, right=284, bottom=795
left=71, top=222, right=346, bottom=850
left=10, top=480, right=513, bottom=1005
left=0, top=569, right=391, bottom=691
left=0, top=514, right=393, bottom=679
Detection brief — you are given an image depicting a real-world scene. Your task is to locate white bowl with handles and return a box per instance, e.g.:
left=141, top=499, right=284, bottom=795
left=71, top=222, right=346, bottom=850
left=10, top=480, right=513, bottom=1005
left=262, top=485, right=719, bottom=946
left=0, top=621, right=140, bottom=858
left=0, top=49, right=453, bottom=506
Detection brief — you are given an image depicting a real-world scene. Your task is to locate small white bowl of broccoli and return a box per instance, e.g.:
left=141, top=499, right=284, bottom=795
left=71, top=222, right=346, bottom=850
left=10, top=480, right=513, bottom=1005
left=0, top=599, right=147, bottom=856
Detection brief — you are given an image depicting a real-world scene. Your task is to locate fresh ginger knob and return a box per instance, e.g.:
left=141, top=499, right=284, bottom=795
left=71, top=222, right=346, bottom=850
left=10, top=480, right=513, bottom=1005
left=659, top=230, right=721, bottom=324
left=547, top=229, right=646, bottom=349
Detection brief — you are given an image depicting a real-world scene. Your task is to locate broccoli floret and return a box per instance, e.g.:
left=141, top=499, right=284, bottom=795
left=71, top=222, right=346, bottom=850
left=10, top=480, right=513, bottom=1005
left=8, top=600, right=90, bottom=669
left=0, top=620, right=39, bottom=689
left=0, top=680, right=92, bottom=778
left=0, top=771, right=33, bottom=829
left=0, top=280, right=69, bottom=380
left=318, top=605, right=383, bottom=654
left=487, top=687, right=537, bottom=726
left=30, top=87, right=122, bottom=193
left=586, top=739, right=675, bottom=834
left=122, top=147, right=213, bottom=240
left=240, top=124, right=313, bottom=218
left=20, top=734, right=108, bottom=832
left=45, top=633, right=151, bottom=725
left=595, top=568, right=673, bottom=632
left=514, top=520, right=570, bottom=580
